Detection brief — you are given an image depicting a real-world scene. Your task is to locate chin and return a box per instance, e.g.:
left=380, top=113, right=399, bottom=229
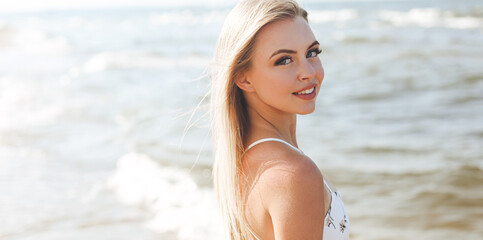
left=297, top=104, right=316, bottom=115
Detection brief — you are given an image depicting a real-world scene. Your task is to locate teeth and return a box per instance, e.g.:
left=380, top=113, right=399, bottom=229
left=296, top=87, right=315, bottom=95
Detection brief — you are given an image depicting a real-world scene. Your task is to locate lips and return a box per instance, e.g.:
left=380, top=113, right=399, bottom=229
left=293, top=84, right=317, bottom=95
left=292, top=83, right=317, bottom=100
left=293, top=86, right=315, bottom=95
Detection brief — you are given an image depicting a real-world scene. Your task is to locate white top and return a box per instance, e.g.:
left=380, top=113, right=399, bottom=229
left=245, top=138, right=350, bottom=240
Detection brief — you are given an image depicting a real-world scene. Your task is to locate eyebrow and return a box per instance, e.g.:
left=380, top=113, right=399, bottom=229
left=269, top=40, right=320, bottom=60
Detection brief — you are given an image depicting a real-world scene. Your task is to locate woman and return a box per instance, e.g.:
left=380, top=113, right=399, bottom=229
left=211, top=0, right=350, bottom=239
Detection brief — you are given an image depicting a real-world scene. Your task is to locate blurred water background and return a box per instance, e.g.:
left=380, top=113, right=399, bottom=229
left=1, top=0, right=482, bottom=239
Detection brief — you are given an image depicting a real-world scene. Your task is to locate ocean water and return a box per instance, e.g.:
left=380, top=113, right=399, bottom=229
left=0, top=0, right=482, bottom=239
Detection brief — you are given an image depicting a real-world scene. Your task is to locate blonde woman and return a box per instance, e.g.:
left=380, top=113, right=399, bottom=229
left=211, top=0, right=350, bottom=239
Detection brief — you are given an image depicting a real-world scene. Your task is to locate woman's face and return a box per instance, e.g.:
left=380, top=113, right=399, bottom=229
left=242, top=16, right=324, bottom=115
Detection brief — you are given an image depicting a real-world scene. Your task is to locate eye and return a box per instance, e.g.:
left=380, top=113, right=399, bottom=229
left=275, top=56, right=293, bottom=66
left=307, top=48, right=322, bottom=58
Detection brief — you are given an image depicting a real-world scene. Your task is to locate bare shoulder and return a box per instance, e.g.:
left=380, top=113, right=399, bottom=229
left=243, top=140, right=324, bottom=188
left=247, top=141, right=325, bottom=203
left=243, top=141, right=326, bottom=239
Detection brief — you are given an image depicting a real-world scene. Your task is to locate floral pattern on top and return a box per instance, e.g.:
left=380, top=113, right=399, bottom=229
left=323, top=189, right=350, bottom=239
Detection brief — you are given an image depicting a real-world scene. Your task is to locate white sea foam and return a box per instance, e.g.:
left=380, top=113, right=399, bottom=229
left=0, top=20, right=9, bottom=39
left=82, top=51, right=210, bottom=73
left=309, top=9, right=358, bottom=24
left=0, top=77, right=62, bottom=130
left=108, top=153, right=223, bottom=240
left=379, top=8, right=483, bottom=29
left=0, top=22, right=70, bottom=55
left=0, top=0, right=238, bottom=12
left=149, top=10, right=227, bottom=26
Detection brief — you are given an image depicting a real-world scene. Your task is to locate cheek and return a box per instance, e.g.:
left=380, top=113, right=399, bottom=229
left=315, top=63, right=324, bottom=83
left=256, top=69, right=294, bottom=94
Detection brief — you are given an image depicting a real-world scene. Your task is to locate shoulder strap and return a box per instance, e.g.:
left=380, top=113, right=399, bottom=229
left=323, top=179, right=333, bottom=193
left=246, top=138, right=301, bottom=152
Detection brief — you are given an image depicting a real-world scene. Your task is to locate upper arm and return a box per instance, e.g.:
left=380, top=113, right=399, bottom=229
left=258, top=156, right=326, bottom=240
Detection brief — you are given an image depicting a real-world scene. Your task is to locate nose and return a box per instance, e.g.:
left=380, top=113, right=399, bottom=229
left=297, top=58, right=316, bottom=81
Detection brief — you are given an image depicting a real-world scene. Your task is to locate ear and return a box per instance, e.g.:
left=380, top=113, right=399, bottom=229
left=234, top=72, right=255, bottom=93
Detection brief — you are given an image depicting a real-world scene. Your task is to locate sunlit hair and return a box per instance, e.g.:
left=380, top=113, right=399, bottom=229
left=211, top=0, right=308, bottom=239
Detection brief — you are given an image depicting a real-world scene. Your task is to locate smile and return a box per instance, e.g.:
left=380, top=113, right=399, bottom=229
left=293, top=86, right=315, bottom=95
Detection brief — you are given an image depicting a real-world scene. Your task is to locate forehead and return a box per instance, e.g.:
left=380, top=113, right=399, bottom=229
left=254, top=16, right=316, bottom=57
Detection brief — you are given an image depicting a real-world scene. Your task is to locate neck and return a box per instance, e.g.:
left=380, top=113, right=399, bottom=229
left=245, top=102, right=298, bottom=148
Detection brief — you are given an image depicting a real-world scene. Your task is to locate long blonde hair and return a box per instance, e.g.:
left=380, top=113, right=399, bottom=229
left=211, top=0, right=308, bottom=239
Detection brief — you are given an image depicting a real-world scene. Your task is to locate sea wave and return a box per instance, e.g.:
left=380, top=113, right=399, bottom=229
left=81, top=51, right=210, bottom=73
left=334, top=34, right=394, bottom=44
left=0, top=77, right=63, bottom=131
left=149, top=10, right=227, bottom=26
left=309, top=9, right=358, bottom=24
left=107, top=153, right=223, bottom=240
left=0, top=21, right=13, bottom=47
left=0, top=21, right=70, bottom=55
left=379, top=8, right=483, bottom=29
